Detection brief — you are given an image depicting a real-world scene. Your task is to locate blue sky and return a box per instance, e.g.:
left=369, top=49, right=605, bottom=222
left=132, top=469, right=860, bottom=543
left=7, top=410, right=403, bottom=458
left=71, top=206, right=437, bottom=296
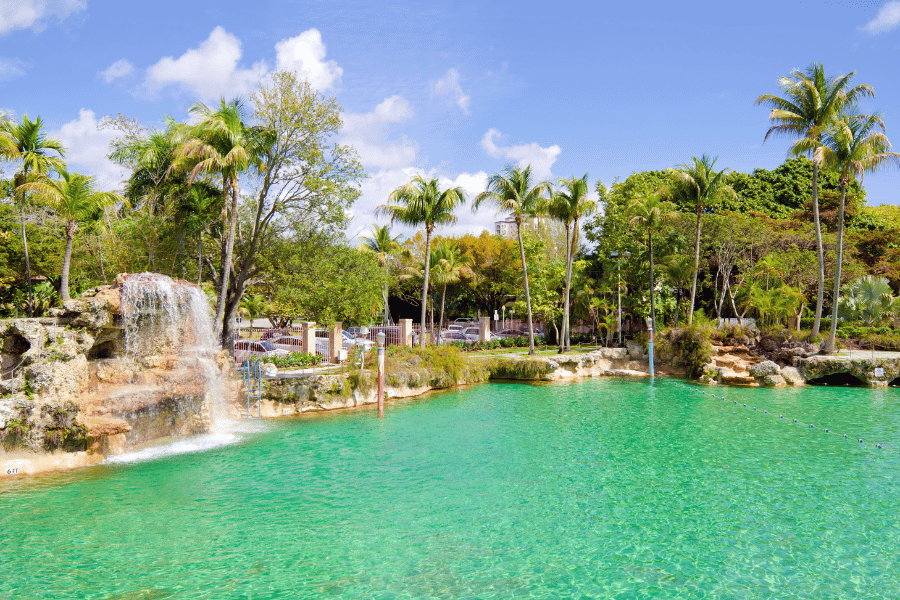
left=3, top=0, right=900, bottom=239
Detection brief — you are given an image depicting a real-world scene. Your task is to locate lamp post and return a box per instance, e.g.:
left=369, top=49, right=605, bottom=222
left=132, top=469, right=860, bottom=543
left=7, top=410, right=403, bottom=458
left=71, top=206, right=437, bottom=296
left=376, top=331, right=386, bottom=417
left=610, top=250, right=631, bottom=346
left=645, top=316, right=655, bottom=378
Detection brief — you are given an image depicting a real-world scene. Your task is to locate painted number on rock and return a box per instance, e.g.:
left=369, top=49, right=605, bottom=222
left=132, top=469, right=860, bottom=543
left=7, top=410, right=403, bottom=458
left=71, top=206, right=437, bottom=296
left=6, top=468, right=18, bottom=475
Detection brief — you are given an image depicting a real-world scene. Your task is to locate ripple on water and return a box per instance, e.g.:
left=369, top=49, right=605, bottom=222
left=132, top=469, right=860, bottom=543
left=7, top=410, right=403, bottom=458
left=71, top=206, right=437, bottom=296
left=2, top=378, right=900, bottom=599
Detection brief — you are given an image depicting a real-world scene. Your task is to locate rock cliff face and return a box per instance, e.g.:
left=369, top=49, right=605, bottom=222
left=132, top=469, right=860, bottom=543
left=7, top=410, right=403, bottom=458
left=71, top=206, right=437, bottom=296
left=0, top=274, right=229, bottom=475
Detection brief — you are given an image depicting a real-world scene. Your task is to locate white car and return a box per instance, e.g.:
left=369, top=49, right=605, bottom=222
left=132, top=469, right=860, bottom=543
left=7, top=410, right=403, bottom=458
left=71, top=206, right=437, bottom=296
left=233, top=339, right=289, bottom=362
left=343, top=330, right=374, bottom=350
left=462, top=326, right=482, bottom=342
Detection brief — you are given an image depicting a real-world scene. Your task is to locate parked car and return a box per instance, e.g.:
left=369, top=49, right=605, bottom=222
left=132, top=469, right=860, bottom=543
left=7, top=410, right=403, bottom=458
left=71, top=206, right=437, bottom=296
left=492, top=328, right=526, bottom=339
left=343, top=330, right=374, bottom=350
left=462, top=326, right=482, bottom=342
left=269, top=335, right=305, bottom=352
left=233, top=339, right=289, bottom=361
left=259, top=329, right=284, bottom=341
left=454, top=317, right=476, bottom=325
left=437, top=331, right=468, bottom=345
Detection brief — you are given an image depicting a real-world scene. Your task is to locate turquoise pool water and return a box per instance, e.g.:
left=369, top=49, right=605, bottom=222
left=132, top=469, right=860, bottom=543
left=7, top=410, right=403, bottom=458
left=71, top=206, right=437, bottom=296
left=3, top=378, right=900, bottom=599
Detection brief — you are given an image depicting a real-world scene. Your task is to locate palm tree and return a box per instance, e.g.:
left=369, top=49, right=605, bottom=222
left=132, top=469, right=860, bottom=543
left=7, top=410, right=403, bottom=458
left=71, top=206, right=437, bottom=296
left=18, top=170, right=124, bottom=301
left=547, top=174, right=596, bottom=352
left=360, top=224, right=404, bottom=325
left=377, top=175, right=466, bottom=347
left=668, top=155, right=736, bottom=325
left=475, top=165, right=550, bottom=355
left=429, top=241, right=474, bottom=336
left=627, top=193, right=672, bottom=337
left=171, top=98, right=263, bottom=343
left=840, top=276, right=895, bottom=326
left=797, top=109, right=900, bottom=352
left=0, top=115, right=65, bottom=316
left=756, top=63, right=874, bottom=338
left=239, top=293, right=270, bottom=327
left=112, top=121, right=183, bottom=215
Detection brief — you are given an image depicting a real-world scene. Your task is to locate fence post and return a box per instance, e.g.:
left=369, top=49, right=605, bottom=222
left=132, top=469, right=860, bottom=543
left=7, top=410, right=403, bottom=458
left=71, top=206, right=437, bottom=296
left=301, top=321, right=315, bottom=355
left=400, top=319, right=413, bottom=348
left=479, top=316, right=491, bottom=343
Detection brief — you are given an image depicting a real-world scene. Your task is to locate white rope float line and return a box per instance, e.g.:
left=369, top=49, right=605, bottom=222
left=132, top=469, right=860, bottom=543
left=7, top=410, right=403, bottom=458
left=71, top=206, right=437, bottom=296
left=669, top=381, right=893, bottom=453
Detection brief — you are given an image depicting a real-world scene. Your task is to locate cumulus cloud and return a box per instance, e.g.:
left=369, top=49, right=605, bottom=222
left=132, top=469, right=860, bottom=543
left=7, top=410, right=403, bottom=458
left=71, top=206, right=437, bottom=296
left=0, top=0, right=86, bottom=35
left=145, top=27, right=267, bottom=100
left=99, top=58, right=133, bottom=83
left=52, top=109, right=129, bottom=191
left=142, top=27, right=341, bottom=100
left=480, top=128, right=561, bottom=180
left=274, top=29, right=342, bottom=91
left=862, top=1, right=900, bottom=33
left=342, top=95, right=418, bottom=170
left=0, top=58, right=26, bottom=80
left=431, top=68, right=470, bottom=114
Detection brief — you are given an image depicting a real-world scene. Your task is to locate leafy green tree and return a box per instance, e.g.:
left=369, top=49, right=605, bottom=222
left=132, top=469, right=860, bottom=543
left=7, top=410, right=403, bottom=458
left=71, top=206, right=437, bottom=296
left=453, top=231, right=521, bottom=313
left=239, top=293, right=270, bottom=325
left=474, top=165, right=550, bottom=355
left=547, top=174, right=596, bottom=352
left=378, top=175, right=466, bottom=347
left=1, top=115, right=65, bottom=315
left=172, top=98, right=263, bottom=342
left=839, top=275, right=895, bottom=326
left=19, top=170, right=124, bottom=301
left=800, top=109, right=900, bottom=352
left=360, top=224, right=404, bottom=325
left=668, top=155, right=736, bottom=325
left=756, top=63, right=874, bottom=337
left=662, top=254, right=693, bottom=327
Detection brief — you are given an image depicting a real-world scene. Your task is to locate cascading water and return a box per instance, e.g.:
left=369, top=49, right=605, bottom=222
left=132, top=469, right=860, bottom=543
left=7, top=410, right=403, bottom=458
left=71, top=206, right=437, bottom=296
left=119, top=273, right=229, bottom=429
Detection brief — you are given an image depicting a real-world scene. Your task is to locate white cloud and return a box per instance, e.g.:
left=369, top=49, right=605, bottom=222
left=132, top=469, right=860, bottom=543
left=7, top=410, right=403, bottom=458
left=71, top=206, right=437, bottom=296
left=52, top=109, right=129, bottom=191
left=100, top=58, right=133, bottom=83
left=862, top=1, right=900, bottom=34
left=0, top=0, right=86, bottom=35
left=274, top=29, right=342, bottom=91
left=480, top=128, right=561, bottom=180
left=0, top=58, right=26, bottom=80
left=342, top=95, right=417, bottom=170
left=431, top=68, right=470, bottom=114
left=142, top=27, right=342, bottom=100
left=145, top=27, right=267, bottom=100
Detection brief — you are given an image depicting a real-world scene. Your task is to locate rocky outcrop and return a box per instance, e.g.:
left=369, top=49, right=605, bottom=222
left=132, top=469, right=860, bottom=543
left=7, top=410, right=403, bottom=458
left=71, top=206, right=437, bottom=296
left=798, top=355, right=898, bottom=387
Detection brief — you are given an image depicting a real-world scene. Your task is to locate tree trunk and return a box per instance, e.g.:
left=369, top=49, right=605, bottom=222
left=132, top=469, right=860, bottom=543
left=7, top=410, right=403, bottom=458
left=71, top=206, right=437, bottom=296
left=673, top=288, right=681, bottom=328
left=687, top=201, right=702, bottom=325
left=60, top=220, right=76, bottom=302
left=649, top=230, right=656, bottom=336
left=15, top=172, right=34, bottom=317
left=560, top=222, right=571, bottom=354
left=420, top=228, right=432, bottom=348
left=216, top=176, right=237, bottom=346
left=439, top=284, right=447, bottom=341
left=383, top=256, right=390, bottom=325
left=811, top=162, right=825, bottom=338
left=517, top=219, right=535, bottom=356
left=825, top=181, right=847, bottom=354
left=197, top=234, right=203, bottom=286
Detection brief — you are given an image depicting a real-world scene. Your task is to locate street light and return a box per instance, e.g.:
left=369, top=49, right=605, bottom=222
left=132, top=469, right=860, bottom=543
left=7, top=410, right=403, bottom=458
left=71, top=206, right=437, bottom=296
left=645, top=316, right=655, bottom=378
left=610, top=250, right=631, bottom=346
left=376, top=331, right=386, bottom=417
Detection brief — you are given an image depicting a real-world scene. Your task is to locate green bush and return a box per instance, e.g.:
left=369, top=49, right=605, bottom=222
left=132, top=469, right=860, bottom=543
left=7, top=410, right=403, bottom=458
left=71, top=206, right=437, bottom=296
left=269, top=352, right=322, bottom=368
left=667, top=324, right=713, bottom=379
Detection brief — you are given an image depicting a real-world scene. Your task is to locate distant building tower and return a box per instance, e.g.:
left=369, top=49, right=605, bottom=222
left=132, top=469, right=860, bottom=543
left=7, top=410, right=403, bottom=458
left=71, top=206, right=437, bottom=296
left=494, top=217, right=517, bottom=238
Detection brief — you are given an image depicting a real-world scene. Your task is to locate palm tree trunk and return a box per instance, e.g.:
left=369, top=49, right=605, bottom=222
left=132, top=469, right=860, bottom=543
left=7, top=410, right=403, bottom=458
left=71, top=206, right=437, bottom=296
left=649, top=230, right=656, bottom=335
left=60, top=220, right=75, bottom=302
left=197, top=234, right=203, bottom=286
left=811, top=162, right=825, bottom=339
left=517, top=221, right=535, bottom=356
left=687, top=204, right=702, bottom=325
left=674, top=288, right=681, bottom=327
left=560, top=222, right=571, bottom=354
left=383, top=256, right=390, bottom=325
left=16, top=173, right=34, bottom=317
left=420, top=228, right=432, bottom=348
left=439, top=284, right=447, bottom=341
left=216, top=176, right=238, bottom=345
left=825, top=181, right=847, bottom=353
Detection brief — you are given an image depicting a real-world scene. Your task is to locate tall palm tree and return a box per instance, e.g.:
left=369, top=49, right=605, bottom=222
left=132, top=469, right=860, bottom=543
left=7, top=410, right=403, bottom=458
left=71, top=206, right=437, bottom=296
left=474, top=164, right=550, bottom=356
left=547, top=174, right=597, bottom=352
left=19, top=170, right=125, bottom=301
left=377, top=175, right=466, bottom=347
left=797, top=109, right=900, bottom=353
left=756, top=63, right=874, bottom=338
left=0, top=115, right=65, bottom=316
left=112, top=121, right=183, bottom=215
left=360, top=224, right=404, bottom=325
left=668, top=154, right=735, bottom=325
left=627, top=193, right=672, bottom=337
left=429, top=241, right=474, bottom=335
left=171, top=98, right=263, bottom=343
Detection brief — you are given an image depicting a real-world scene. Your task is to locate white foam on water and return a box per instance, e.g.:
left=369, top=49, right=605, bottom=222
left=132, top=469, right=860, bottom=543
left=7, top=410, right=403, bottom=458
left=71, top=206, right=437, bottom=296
left=104, top=433, right=241, bottom=465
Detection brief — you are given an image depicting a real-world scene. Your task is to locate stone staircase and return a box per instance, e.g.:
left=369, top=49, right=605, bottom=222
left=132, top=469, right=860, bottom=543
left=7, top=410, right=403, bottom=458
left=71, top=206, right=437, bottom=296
left=710, top=345, right=765, bottom=386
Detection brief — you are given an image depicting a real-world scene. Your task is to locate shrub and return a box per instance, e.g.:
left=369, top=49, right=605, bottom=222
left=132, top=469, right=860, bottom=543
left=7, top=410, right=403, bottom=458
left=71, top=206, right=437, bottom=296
left=269, top=352, right=321, bottom=368
left=667, top=324, right=713, bottom=379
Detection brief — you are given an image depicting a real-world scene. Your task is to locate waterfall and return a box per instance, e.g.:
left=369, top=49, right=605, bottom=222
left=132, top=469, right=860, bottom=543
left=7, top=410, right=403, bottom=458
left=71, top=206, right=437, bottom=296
left=119, top=273, right=228, bottom=426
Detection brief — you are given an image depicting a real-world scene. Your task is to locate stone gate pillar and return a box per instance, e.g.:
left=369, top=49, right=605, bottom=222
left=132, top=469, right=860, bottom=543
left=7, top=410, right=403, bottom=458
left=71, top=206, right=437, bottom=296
left=300, top=321, right=316, bottom=355
left=399, top=319, right=413, bottom=347
left=328, top=322, right=342, bottom=363
left=479, top=316, right=491, bottom=343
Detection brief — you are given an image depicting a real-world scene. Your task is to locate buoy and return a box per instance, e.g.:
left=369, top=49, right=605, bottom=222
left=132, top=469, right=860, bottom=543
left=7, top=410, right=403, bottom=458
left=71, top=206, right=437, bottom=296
left=794, top=419, right=798, bottom=423
left=825, top=429, right=829, bottom=433
left=780, top=415, right=784, bottom=419
left=859, top=439, right=864, bottom=443
left=877, top=444, right=883, bottom=449
left=810, top=424, right=815, bottom=428
left=764, top=410, right=768, bottom=414
left=844, top=434, right=849, bottom=438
